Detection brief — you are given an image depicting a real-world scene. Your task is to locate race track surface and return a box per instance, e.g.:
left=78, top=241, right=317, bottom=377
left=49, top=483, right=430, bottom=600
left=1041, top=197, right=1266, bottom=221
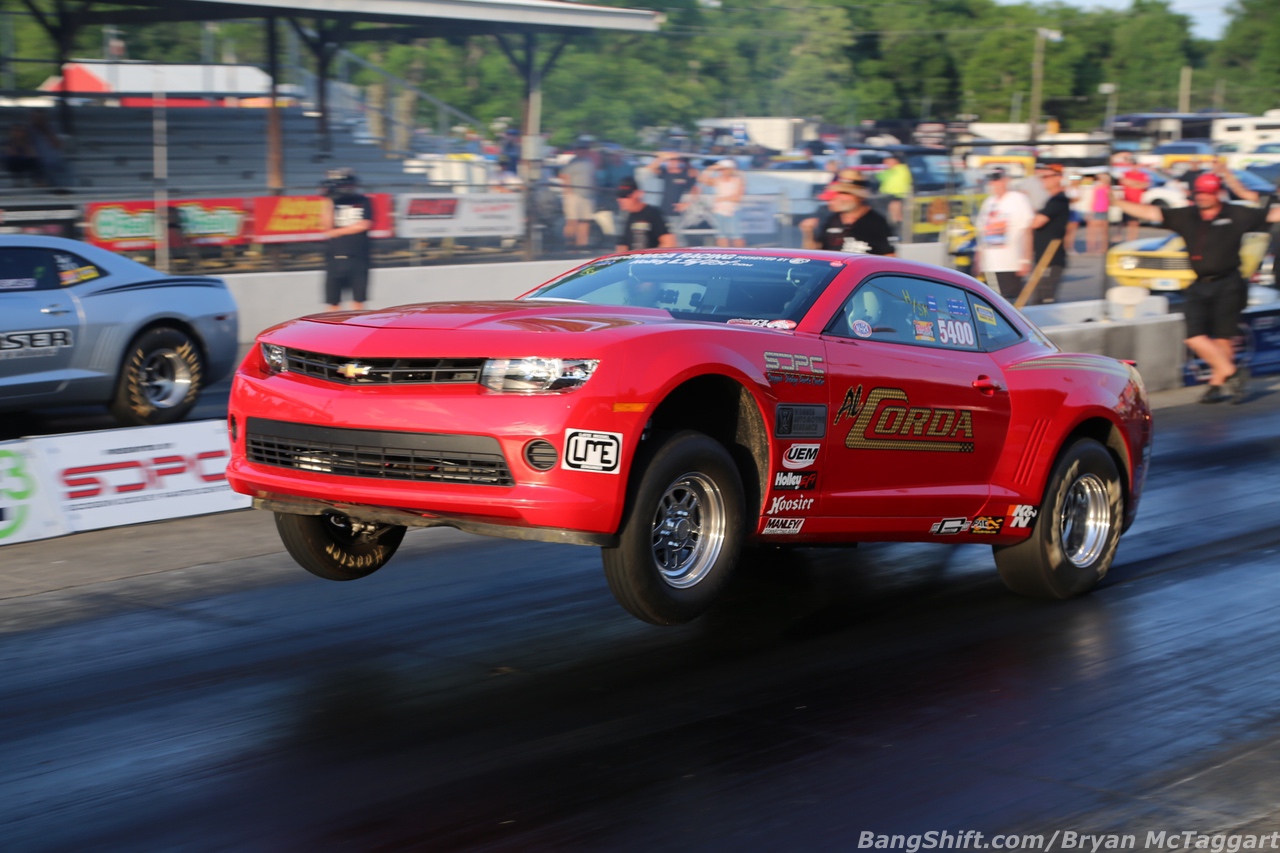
left=3, top=377, right=1280, bottom=850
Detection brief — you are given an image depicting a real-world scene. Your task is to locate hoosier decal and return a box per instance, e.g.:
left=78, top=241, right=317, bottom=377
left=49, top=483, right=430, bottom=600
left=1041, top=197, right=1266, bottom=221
left=767, top=495, right=814, bottom=515
left=833, top=385, right=974, bottom=453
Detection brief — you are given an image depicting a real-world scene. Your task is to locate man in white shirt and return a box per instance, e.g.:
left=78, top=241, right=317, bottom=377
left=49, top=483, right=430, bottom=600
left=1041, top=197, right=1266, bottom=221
left=975, top=168, right=1036, bottom=301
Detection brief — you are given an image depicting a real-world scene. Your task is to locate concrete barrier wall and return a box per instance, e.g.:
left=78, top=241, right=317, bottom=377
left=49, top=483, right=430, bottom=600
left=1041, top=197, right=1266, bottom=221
left=224, top=248, right=1186, bottom=392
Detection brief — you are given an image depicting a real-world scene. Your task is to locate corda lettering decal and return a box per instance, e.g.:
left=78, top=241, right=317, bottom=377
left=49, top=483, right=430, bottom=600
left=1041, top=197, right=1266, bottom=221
left=1009, top=504, right=1038, bottom=528
left=775, top=405, right=827, bottom=438
left=763, top=517, right=804, bottom=534
left=930, top=517, right=970, bottom=535
left=562, top=429, right=622, bottom=473
left=767, top=495, right=814, bottom=515
left=773, top=471, right=817, bottom=491
left=781, top=443, right=819, bottom=470
left=764, top=351, right=825, bottom=386
left=61, top=452, right=227, bottom=500
left=833, top=385, right=975, bottom=453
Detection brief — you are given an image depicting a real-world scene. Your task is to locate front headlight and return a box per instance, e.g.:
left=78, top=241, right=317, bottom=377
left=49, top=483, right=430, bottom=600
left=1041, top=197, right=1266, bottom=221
left=260, top=343, right=287, bottom=373
left=1119, top=256, right=1139, bottom=271
left=481, top=357, right=599, bottom=393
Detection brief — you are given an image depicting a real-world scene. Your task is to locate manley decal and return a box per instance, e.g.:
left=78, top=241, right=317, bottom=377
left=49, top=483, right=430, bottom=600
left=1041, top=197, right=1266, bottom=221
left=834, top=385, right=975, bottom=453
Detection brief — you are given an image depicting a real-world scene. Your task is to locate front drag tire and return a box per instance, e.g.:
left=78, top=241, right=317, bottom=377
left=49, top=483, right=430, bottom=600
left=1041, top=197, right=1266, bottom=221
left=275, top=512, right=407, bottom=581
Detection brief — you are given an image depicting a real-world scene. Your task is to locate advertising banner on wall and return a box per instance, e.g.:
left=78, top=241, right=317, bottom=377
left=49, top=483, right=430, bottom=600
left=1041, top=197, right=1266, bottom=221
left=395, top=193, right=523, bottom=239
left=252, top=193, right=393, bottom=243
left=0, top=440, right=72, bottom=546
left=85, top=198, right=251, bottom=251
left=33, top=420, right=250, bottom=533
left=0, top=203, right=80, bottom=239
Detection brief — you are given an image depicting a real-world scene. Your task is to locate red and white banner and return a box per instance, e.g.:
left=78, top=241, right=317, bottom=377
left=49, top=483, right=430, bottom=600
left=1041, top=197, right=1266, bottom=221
left=395, top=193, right=524, bottom=239
left=85, top=198, right=251, bottom=251
left=252, top=193, right=393, bottom=243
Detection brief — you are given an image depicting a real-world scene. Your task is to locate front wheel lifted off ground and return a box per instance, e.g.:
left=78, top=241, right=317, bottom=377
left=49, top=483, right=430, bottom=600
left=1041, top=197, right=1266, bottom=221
left=276, top=512, right=408, bottom=581
left=994, top=437, right=1124, bottom=599
left=602, top=430, right=746, bottom=625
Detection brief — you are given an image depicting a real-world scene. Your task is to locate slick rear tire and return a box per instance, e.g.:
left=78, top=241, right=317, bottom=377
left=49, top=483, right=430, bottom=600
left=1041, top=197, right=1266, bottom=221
left=602, top=430, right=745, bottom=626
left=109, top=327, right=204, bottom=426
left=275, top=512, right=407, bottom=581
left=994, top=438, right=1124, bottom=599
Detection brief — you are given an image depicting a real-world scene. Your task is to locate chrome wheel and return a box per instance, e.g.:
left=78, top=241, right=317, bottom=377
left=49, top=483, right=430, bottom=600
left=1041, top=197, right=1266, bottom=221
left=139, top=348, right=194, bottom=409
left=1060, top=473, right=1110, bottom=568
left=649, top=471, right=726, bottom=589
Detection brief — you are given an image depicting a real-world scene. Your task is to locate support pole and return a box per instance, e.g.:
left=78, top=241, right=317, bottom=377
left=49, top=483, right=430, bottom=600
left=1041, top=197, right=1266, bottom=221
left=266, top=16, right=284, bottom=193
left=153, top=67, right=169, bottom=273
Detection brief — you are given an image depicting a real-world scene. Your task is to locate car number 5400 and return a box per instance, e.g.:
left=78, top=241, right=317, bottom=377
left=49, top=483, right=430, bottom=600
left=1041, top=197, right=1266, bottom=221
left=938, top=319, right=975, bottom=347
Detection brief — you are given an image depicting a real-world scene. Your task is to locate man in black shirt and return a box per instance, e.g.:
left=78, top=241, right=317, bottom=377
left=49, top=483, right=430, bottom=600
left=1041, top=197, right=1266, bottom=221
left=321, top=169, right=374, bottom=311
left=798, top=175, right=895, bottom=256
left=1114, top=172, right=1280, bottom=403
left=1030, top=163, right=1071, bottom=305
left=615, top=177, right=676, bottom=252
left=644, top=152, right=699, bottom=219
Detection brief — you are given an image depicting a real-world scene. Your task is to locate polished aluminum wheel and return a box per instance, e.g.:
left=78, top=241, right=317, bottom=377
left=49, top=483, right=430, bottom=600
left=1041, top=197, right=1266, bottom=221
left=1060, top=473, right=1110, bottom=568
left=140, top=349, right=194, bottom=408
left=649, top=471, right=726, bottom=588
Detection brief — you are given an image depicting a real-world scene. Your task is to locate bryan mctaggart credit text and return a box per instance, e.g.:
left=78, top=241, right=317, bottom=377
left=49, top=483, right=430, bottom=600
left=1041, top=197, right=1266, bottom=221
left=858, top=831, right=1280, bottom=852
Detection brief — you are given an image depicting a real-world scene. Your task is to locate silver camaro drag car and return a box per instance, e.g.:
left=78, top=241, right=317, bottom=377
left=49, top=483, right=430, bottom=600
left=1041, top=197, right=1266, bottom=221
left=0, top=235, right=238, bottom=426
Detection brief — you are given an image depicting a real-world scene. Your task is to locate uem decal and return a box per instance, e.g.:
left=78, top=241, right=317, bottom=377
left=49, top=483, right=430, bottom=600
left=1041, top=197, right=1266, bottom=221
left=781, top=444, right=819, bottom=470
left=833, top=385, right=974, bottom=453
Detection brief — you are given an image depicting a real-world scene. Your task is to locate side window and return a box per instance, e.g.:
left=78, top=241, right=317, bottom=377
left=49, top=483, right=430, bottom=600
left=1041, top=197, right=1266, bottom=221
left=826, top=274, right=982, bottom=351
left=0, top=248, right=62, bottom=291
left=968, top=294, right=1024, bottom=350
left=50, top=251, right=104, bottom=287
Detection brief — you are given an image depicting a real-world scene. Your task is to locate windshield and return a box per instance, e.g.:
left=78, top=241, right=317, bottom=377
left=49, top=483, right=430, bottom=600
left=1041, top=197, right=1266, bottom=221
left=523, top=253, right=844, bottom=324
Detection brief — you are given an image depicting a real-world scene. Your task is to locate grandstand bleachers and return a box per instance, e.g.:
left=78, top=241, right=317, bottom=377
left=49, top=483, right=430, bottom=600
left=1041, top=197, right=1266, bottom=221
left=0, top=105, right=429, bottom=200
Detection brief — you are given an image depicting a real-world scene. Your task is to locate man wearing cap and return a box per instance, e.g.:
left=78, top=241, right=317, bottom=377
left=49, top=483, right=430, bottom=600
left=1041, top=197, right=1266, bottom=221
left=798, top=174, right=895, bottom=256
left=645, top=151, right=699, bottom=219
left=1114, top=173, right=1280, bottom=403
left=615, top=177, right=676, bottom=253
left=1030, top=163, right=1071, bottom=304
left=975, top=168, right=1036, bottom=301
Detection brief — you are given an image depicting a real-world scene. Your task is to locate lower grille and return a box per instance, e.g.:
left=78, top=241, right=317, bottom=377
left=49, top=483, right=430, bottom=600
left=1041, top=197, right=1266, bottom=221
left=246, top=418, right=513, bottom=486
left=1135, top=256, right=1190, bottom=271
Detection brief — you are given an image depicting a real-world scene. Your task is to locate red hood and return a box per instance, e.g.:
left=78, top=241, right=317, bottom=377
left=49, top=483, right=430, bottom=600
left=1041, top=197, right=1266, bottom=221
left=303, top=301, right=673, bottom=333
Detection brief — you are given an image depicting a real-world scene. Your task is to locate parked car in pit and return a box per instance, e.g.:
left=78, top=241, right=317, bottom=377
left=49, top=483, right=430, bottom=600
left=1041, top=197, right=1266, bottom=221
left=1106, top=231, right=1272, bottom=292
left=0, top=235, right=238, bottom=426
left=227, top=249, right=1152, bottom=625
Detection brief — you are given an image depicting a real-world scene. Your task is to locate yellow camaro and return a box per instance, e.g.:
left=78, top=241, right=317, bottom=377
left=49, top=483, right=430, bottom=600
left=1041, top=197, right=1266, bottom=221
left=1106, top=232, right=1271, bottom=291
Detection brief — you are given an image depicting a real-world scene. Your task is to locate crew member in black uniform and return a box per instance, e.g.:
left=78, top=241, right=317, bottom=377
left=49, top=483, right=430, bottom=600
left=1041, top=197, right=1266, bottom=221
left=1030, top=162, right=1072, bottom=304
left=1114, top=171, right=1280, bottom=403
left=322, top=168, right=374, bottom=311
left=799, top=175, right=896, bottom=256
left=615, top=177, right=676, bottom=252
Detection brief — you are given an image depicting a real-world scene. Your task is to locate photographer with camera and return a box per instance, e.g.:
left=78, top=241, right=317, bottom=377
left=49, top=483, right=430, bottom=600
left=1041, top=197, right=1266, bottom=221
left=321, top=169, right=374, bottom=311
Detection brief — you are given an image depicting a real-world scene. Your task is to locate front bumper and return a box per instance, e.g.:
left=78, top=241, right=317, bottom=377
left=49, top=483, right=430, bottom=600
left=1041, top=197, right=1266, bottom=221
left=226, top=368, right=645, bottom=538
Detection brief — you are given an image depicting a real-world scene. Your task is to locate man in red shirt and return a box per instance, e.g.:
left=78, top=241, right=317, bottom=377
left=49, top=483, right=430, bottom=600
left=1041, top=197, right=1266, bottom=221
left=1119, top=159, right=1150, bottom=242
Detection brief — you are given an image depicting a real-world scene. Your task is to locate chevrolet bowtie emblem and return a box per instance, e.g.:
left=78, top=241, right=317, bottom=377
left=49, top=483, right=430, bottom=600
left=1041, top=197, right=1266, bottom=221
left=336, top=362, right=372, bottom=379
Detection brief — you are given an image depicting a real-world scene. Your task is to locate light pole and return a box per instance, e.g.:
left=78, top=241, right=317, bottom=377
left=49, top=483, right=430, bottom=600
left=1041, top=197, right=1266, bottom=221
left=1028, top=26, right=1062, bottom=144
left=1099, top=82, right=1117, bottom=133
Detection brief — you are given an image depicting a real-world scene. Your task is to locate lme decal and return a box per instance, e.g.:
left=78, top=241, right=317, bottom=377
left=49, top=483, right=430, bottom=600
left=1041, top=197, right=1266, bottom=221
left=833, top=385, right=974, bottom=453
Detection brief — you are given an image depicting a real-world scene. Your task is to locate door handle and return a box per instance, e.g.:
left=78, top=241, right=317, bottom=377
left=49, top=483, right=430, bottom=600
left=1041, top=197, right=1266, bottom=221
left=972, top=375, right=1004, bottom=394
left=40, top=305, right=70, bottom=315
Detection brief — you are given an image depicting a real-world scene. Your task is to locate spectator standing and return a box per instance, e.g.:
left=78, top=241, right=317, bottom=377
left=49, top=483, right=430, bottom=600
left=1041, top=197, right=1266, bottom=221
left=1113, top=173, right=1280, bottom=403
left=614, top=177, right=676, bottom=252
left=645, top=151, right=699, bottom=220
left=4, top=124, right=40, bottom=185
left=1030, top=163, right=1071, bottom=304
left=1064, top=173, right=1084, bottom=254
left=559, top=140, right=597, bottom=250
left=877, top=154, right=913, bottom=232
left=1087, top=172, right=1112, bottom=254
left=321, top=169, right=374, bottom=311
left=702, top=159, right=745, bottom=248
left=799, top=175, right=895, bottom=256
left=1119, top=160, right=1150, bottom=242
left=974, top=168, right=1035, bottom=301
left=28, top=111, right=69, bottom=191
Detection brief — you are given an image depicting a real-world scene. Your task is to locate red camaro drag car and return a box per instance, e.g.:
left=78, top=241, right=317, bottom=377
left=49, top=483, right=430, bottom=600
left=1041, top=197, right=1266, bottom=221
left=226, top=249, right=1152, bottom=625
